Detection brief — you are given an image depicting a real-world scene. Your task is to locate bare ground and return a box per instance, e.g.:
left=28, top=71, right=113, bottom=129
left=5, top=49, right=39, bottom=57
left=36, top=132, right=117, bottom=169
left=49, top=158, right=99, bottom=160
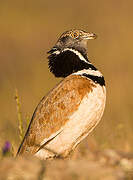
left=0, top=149, right=133, bottom=180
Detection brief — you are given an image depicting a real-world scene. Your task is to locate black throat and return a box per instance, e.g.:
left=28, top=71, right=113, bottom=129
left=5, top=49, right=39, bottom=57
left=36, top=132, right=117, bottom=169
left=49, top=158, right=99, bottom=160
left=48, top=47, right=105, bottom=86
left=48, top=48, right=97, bottom=78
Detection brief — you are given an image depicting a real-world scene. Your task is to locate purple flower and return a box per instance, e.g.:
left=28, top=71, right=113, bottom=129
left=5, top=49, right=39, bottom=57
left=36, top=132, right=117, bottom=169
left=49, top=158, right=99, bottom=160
left=2, top=141, right=11, bottom=155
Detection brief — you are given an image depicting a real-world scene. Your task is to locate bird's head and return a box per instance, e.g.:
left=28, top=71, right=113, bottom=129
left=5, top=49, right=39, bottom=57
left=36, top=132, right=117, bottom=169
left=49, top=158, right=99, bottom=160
left=48, top=29, right=97, bottom=78
left=55, top=29, right=97, bottom=53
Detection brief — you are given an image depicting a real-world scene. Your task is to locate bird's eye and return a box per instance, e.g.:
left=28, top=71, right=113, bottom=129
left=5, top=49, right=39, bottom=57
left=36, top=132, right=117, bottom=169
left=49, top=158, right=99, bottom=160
left=71, top=32, right=79, bottom=39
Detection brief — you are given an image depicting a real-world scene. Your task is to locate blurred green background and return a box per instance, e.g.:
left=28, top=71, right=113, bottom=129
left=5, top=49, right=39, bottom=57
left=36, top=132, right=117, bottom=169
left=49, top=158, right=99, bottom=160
left=0, top=0, right=133, bottom=153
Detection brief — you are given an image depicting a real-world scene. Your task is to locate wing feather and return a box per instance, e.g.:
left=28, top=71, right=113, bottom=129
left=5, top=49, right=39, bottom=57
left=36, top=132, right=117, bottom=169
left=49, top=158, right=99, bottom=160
left=17, top=75, right=95, bottom=155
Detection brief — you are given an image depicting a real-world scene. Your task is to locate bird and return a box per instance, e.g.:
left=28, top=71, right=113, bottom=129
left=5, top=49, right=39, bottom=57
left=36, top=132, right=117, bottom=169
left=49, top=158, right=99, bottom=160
left=17, top=29, right=106, bottom=160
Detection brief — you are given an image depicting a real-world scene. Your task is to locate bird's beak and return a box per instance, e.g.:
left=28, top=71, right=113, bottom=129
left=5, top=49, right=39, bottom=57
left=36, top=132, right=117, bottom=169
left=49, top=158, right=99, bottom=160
left=83, top=33, right=97, bottom=40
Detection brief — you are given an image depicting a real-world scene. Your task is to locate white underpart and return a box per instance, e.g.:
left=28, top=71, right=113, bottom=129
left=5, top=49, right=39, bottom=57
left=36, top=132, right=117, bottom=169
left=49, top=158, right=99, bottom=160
left=35, top=83, right=106, bottom=160
left=73, top=69, right=103, bottom=77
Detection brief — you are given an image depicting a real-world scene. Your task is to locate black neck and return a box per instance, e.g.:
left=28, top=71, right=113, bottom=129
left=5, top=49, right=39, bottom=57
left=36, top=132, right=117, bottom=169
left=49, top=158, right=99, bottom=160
left=82, top=73, right=105, bottom=86
left=48, top=48, right=97, bottom=78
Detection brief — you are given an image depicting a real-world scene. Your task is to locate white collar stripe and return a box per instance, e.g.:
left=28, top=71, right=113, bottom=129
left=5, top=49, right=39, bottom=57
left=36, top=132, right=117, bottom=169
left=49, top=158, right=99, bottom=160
left=63, top=48, right=92, bottom=65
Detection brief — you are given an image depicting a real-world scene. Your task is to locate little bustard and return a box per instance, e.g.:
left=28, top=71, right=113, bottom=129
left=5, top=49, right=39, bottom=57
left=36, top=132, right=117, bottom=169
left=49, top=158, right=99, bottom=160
left=17, top=29, right=106, bottom=160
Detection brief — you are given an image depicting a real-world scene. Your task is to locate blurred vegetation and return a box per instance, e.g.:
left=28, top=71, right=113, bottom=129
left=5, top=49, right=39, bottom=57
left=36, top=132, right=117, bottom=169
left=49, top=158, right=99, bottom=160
left=15, top=89, right=24, bottom=142
left=0, top=0, right=133, bottom=155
